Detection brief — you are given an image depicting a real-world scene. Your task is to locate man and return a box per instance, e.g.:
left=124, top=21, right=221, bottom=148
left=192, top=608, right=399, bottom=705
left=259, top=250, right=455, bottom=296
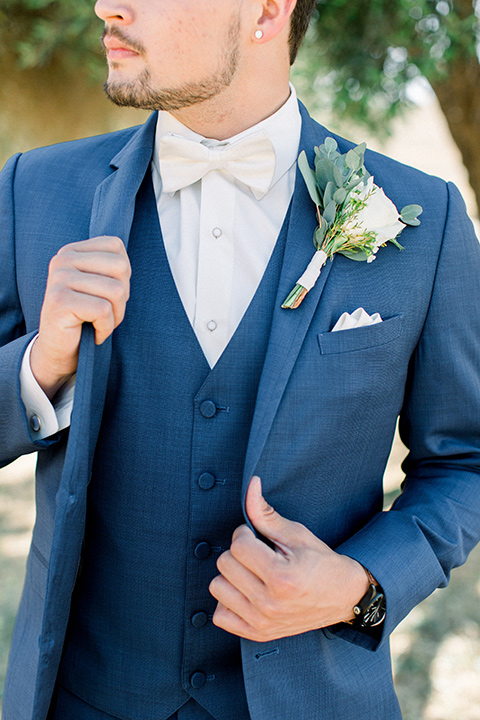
left=1, top=0, right=479, bottom=718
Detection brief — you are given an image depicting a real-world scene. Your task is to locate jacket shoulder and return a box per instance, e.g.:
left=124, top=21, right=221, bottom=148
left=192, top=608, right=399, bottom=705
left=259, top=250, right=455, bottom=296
left=305, top=111, right=447, bottom=195
left=13, top=123, right=142, bottom=179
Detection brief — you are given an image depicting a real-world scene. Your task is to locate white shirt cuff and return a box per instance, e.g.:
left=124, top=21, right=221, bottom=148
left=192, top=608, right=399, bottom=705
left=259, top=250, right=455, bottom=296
left=20, top=336, right=75, bottom=440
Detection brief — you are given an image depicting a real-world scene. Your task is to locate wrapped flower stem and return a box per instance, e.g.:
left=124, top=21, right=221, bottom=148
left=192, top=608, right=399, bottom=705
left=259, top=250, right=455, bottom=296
left=281, top=251, right=328, bottom=309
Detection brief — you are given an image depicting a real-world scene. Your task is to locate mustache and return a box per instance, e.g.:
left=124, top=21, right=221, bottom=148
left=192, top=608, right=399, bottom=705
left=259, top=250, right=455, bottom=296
left=101, top=25, right=146, bottom=56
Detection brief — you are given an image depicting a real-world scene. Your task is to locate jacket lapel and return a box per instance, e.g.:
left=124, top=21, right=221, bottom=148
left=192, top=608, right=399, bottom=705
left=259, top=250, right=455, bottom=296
left=67, top=112, right=158, bottom=480
left=36, top=115, right=160, bottom=708
left=241, top=104, right=333, bottom=512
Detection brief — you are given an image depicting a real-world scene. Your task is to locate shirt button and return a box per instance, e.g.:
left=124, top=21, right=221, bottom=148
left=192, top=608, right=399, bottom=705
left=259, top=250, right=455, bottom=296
left=212, top=227, right=222, bottom=238
left=207, top=320, right=217, bottom=332
left=191, top=611, right=208, bottom=629
left=200, top=400, right=217, bottom=418
left=190, top=671, right=206, bottom=689
left=194, top=542, right=212, bottom=559
left=198, top=472, right=216, bottom=490
left=30, top=414, right=42, bottom=433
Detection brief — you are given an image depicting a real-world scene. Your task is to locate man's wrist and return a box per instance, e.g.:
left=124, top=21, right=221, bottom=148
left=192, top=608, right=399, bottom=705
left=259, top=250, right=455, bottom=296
left=349, top=565, right=386, bottom=629
left=30, top=336, right=76, bottom=401
left=339, top=556, right=371, bottom=624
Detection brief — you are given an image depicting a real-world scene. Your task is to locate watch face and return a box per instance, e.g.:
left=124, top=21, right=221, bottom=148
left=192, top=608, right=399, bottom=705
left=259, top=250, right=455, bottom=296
left=363, top=594, right=386, bottom=627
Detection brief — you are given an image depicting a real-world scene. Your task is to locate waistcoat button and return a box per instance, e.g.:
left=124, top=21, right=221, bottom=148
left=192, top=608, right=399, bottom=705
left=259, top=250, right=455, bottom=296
left=191, top=611, right=208, bottom=628
left=198, top=472, right=216, bottom=490
left=200, top=400, right=217, bottom=418
left=190, top=671, right=206, bottom=689
left=194, top=542, right=212, bottom=559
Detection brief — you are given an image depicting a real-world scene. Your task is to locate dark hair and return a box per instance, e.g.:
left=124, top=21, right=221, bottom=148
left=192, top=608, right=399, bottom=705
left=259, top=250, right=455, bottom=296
left=289, top=0, right=316, bottom=65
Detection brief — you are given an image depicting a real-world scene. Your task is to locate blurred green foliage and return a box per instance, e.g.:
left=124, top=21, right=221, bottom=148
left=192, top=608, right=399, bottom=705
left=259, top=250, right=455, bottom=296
left=0, top=0, right=479, bottom=135
left=295, top=0, right=480, bottom=132
left=0, top=0, right=105, bottom=80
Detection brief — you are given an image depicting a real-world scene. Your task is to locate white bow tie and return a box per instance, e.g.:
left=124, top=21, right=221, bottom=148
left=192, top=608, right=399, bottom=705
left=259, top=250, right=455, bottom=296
left=158, top=131, right=277, bottom=200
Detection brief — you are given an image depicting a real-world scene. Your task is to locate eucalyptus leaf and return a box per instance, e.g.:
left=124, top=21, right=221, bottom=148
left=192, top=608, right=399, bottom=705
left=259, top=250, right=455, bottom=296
left=323, top=181, right=336, bottom=208
left=314, top=223, right=327, bottom=249
left=400, top=203, right=423, bottom=225
left=339, top=249, right=369, bottom=262
left=345, top=176, right=364, bottom=192
left=324, top=137, right=338, bottom=154
left=315, top=157, right=335, bottom=190
left=298, top=151, right=321, bottom=206
left=333, top=163, right=344, bottom=188
left=353, top=142, right=367, bottom=164
left=323, top=200, right=337, bottom=225
left=333, top=187, right=347, bottom=205
left=346, top=149, right=361, bottom=171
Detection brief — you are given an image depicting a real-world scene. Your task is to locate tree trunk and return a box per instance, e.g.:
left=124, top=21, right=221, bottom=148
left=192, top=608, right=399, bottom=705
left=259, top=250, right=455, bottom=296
left=430, top=0, right=480, bottom=217
left=432, top=54, right=480, bottom=217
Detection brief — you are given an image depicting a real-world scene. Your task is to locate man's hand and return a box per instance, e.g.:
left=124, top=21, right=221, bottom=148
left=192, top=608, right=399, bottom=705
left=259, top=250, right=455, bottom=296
left=30, top=236, right=131, bottom=400
left=209, top=476, right=369, bottom=642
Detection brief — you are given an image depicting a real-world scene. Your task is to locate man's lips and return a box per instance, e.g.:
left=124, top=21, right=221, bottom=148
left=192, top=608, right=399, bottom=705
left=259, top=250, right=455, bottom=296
left=103, top=36, right=140, bottom=59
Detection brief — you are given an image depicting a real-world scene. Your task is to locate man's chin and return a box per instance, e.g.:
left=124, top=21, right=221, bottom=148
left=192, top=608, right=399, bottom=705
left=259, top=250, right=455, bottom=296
left=103, top=77, right=151, bottom=109
left=103, top=71, right=235, bottom=112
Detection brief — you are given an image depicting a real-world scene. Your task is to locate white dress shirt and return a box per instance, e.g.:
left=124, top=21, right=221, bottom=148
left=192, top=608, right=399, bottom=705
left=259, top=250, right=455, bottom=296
left=20, top=85, right=302, bottom=440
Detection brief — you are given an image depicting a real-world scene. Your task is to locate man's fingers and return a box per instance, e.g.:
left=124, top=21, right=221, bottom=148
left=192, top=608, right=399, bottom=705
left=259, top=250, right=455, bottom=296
left=228, top=526, right=281, bottom=579
left=56, top=235, right=127, bottom=256
left=215, top=549, right=266, bottom=603
left=52, top=251, right=131, bottom=284
left=245, top=476, right=305, bottom=552
left=211, top=603, right=261, bottom=641
left=52, top=289, right=117, bottom=345
left=45, top=234, right=131, bottom=339
left=210, top=577, right=270, bottom=639
left=30, top=236, right=131, bottom=395
left=53, top=241, right=131, bottom=285
left=48, top=273, right=129, bottom=327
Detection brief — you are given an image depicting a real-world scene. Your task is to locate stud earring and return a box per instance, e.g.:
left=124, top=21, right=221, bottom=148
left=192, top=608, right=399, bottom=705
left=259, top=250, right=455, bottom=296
left=254, top=30, right=264, bottom=39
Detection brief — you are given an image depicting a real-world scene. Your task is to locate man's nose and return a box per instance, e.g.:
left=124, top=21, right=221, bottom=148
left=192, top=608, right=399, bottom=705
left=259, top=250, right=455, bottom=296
left=94, top=1, right=134, bottom=24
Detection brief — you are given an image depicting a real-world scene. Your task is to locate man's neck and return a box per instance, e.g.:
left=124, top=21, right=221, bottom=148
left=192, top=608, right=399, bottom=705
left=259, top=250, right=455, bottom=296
left=168, top=80, right=291, bottom=141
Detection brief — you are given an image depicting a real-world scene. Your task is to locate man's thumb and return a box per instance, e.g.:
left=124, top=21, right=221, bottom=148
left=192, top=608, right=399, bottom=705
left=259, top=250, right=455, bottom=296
left=245, top=476, right=295, bottom=550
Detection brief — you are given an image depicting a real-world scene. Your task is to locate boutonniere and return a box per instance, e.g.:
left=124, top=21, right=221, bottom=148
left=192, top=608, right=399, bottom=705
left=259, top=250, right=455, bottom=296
left=282, top=137, right=423, bottom=309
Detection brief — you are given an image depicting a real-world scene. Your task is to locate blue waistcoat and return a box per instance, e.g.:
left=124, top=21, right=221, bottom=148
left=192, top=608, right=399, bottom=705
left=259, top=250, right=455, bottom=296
left=58, top=173, right=288, bottom=720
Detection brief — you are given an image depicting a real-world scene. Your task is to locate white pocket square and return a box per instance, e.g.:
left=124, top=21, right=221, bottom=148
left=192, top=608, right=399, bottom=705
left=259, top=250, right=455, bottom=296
left=332, top=307, right=383, bottom=332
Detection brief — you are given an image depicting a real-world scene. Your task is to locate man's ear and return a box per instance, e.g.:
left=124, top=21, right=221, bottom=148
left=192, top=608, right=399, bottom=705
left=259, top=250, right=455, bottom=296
left=252, top=0, right=297, bottom=43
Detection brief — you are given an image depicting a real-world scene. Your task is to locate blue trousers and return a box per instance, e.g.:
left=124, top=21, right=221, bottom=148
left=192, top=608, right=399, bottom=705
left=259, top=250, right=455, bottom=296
left=48, top=685, right=217, bottom=719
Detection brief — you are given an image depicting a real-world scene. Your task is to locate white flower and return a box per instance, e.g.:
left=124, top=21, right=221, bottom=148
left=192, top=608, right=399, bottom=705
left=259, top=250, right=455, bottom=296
left=351, top=176, right=405, bottom=246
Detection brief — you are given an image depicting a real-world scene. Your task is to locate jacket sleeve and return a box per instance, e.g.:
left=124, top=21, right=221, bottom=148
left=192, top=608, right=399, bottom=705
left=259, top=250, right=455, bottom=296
left=0, top=154, right=60, bottom=466
left=334, top=182, right=480, bottom=650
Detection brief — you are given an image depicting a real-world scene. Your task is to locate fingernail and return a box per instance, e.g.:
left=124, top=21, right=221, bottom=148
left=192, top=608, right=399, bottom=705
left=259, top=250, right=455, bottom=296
left=251, top=475, right=262, bottom=492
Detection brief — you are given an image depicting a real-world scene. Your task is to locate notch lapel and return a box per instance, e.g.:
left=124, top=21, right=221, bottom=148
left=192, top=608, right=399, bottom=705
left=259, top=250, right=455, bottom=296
left=72, top=113, right=157, bottom=460
left=241, top=105, right=333, bottom=513
left=67, top=112, right=158, bottom=485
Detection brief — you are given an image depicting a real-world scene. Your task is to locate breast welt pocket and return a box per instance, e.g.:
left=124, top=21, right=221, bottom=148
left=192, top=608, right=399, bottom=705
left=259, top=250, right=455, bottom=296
left=317, top=314, right=404, bottom=355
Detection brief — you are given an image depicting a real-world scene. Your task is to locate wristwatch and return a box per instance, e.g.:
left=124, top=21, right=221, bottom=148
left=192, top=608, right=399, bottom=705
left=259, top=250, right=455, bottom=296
left=350, top=569, right=386, bottom=628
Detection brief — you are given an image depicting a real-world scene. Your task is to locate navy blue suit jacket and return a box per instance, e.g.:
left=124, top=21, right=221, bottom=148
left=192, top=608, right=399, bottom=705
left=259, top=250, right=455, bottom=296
left=1, top=104, right=480, bottom=720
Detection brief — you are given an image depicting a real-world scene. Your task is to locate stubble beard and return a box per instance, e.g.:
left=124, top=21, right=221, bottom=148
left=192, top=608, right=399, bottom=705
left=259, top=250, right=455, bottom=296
left=104, top=17, right=240, bottom=112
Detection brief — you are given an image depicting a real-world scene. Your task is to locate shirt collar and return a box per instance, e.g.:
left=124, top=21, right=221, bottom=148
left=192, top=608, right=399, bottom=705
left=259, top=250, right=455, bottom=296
left=153, top=83, right=302, bottom=195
